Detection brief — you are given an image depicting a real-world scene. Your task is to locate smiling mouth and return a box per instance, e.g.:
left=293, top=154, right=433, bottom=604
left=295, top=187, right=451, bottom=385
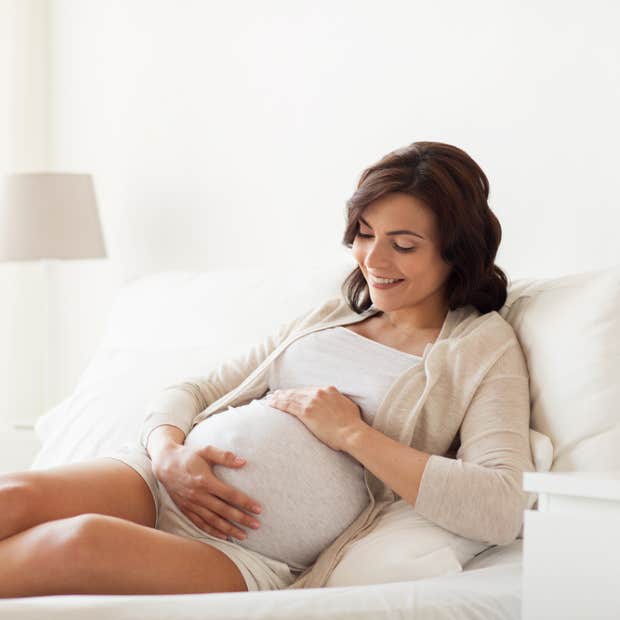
left=368, top=275, right=405, bottom=284
left=368, top=278, right=405, bottom=291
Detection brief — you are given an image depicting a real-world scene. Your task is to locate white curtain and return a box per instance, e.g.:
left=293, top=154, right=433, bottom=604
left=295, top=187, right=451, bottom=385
left=0, top=0, right=51, bottom=427
left=0, top=0, right=50, bottom=174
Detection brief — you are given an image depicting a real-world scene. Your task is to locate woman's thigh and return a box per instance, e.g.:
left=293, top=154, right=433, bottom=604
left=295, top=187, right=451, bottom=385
left=0, top=458, right=156, bottom=536
left=12, top=513, right=247, bottom=596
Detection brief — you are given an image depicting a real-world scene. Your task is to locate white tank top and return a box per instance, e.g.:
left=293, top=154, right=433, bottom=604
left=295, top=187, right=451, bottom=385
left=184, top=326, right=421, bottom=570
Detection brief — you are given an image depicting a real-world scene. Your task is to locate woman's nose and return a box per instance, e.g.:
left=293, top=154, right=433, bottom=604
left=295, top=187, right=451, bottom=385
left=365, top=241, right=392, bottom=269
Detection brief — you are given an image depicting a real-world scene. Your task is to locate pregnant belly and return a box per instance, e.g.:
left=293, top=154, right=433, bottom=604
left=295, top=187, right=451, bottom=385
left=183, top=398, right=370, bottom=570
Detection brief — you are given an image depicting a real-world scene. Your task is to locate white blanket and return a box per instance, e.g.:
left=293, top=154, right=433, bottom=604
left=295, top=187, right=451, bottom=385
left=0, top=541, right=523, bottom=620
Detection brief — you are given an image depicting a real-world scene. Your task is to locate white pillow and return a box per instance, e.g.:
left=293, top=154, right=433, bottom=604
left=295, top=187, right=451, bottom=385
left=500, top=265, right=620, bottom=473
left=99, top=263, right=353, bottom=351
left=325, top=500, right=487, bottom=587
left=32, top=348, right=221, bottom=468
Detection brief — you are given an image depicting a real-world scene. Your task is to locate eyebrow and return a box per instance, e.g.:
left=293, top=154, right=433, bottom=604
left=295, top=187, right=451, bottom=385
left=359, top=216, right=426, bottom=240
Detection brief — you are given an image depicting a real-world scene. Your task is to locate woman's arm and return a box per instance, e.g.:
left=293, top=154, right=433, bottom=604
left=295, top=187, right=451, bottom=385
left=145, top=424, right=186, bottom=461
left=342, top=425, right=432, bottom=506
left=414, top=341, right=534, bottom=545
left=343, top=340, right=534, bottom=546
left=138, top=302, right=329, bottom=453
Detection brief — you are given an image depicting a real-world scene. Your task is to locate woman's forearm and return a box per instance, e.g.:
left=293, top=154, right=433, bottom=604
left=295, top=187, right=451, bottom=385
left=342, top=423, right=431, bottom=507
left=146, top=425, right=186, bottom=463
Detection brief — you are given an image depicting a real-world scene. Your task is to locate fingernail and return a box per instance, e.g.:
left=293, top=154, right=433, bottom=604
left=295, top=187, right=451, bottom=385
left=234, top=456, right=245, bottom=463
left=253, top=505, right=262, bottom=513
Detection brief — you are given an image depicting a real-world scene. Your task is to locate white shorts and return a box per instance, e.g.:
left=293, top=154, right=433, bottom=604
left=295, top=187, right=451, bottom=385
left=99, top=442, right=299, bottom=592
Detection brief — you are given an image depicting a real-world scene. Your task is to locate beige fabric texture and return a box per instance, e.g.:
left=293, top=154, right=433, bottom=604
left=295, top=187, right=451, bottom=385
left=138, top=296, right=535, bottom=590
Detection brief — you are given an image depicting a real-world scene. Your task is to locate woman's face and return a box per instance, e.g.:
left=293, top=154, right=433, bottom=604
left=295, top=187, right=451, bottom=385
left=351, top=192, right=453, bottom=316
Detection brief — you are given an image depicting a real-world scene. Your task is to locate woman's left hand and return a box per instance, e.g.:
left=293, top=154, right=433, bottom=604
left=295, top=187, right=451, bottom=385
left=266, top=386, right=365, bottom=452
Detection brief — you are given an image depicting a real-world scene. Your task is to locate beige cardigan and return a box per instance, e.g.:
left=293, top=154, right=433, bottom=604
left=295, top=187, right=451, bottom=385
left=139, top=296, right=535, bottom=589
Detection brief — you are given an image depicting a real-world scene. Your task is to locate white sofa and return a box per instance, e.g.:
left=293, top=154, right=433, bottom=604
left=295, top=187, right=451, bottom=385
left=1, top=261, right=618, bottom=620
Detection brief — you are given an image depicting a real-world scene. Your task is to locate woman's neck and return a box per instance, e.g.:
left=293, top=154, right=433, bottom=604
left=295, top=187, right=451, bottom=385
left=379, top=300, right=449, bottom=335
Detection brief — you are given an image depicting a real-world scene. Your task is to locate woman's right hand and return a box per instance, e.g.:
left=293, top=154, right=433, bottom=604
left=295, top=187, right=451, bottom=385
left=152, top=443, right=263, bottom=541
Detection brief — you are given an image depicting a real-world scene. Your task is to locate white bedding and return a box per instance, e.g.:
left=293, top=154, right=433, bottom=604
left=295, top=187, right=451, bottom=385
left=0, top=541, right=523, bottom=620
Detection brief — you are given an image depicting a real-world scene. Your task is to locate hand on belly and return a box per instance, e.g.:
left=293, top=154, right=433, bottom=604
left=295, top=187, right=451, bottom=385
left=183, top=398, right=370, bottom=570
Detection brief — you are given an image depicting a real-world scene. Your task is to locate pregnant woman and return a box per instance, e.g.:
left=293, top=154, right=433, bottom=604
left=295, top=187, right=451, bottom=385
left=0, top=141, right=534, bottom=597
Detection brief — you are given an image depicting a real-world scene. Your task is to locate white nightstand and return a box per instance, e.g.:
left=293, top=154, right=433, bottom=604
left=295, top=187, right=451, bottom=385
left=0, top=423, right=42, bottom=474
left=522, top=471, right=620, bottom=620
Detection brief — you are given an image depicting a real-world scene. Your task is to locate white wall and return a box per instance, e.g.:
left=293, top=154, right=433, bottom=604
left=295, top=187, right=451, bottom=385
left=2, top=0, right=620, bottom=425
left=48, top=0, right=620, bottom=281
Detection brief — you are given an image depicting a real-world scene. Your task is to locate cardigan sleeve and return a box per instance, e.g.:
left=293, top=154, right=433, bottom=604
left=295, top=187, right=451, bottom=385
left=413, top=339, right=535, bottom=546
left=137, top=305, right=318, bottom=452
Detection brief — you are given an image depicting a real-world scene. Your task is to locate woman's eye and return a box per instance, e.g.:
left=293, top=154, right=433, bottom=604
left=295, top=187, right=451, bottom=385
left=356, top=232, right=416, bottom=253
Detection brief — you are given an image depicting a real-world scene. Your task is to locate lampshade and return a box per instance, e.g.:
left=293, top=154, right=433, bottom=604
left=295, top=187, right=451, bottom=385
left=0, top=172, right=107, bottom=261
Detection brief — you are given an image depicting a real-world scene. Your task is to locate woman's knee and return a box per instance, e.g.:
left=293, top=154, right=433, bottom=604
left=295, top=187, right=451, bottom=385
left=0, top=477, right=39, bottom=538
left=35, top=514, right=116, bottom=566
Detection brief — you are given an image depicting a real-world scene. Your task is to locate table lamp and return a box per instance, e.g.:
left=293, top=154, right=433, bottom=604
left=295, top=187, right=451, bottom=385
left=0, top=172, right=107, bottom=427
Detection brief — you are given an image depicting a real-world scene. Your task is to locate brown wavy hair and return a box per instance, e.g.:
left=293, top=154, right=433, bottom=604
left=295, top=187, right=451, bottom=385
left=341, top=141, right=508, bottom=314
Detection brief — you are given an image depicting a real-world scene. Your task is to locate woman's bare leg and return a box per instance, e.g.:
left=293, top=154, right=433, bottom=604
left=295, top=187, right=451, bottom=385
left=0, top=458, right=156, bottom=540
left=0, top=513, right=247, bottom=597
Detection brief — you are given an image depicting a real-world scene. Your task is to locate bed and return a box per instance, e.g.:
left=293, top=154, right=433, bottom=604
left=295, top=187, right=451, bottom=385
left=3, top=261, right=618, bottom=619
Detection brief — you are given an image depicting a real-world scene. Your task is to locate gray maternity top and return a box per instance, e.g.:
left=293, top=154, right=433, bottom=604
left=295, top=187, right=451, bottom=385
left=184, top=325, right=421, bottom=571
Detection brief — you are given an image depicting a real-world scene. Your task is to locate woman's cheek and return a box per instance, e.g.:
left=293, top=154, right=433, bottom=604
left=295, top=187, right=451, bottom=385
left=351, top=241, right=364, bottom=266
